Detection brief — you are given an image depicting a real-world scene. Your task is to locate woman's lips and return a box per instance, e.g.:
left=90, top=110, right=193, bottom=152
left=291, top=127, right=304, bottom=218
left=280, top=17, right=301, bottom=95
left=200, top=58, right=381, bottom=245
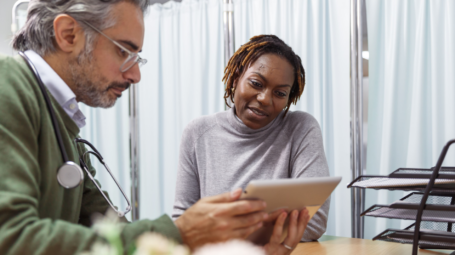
left=248, top=107, right=268, bottom=118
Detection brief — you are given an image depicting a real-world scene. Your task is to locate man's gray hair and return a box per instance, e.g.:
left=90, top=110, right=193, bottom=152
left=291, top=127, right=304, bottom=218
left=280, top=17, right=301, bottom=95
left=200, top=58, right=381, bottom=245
left=12, top=0, right=150, bottom=56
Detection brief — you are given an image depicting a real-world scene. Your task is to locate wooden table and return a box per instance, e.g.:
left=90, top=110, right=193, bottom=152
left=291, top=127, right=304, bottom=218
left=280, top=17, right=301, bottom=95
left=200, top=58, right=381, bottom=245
left=291, top=235, right=453, bottom=255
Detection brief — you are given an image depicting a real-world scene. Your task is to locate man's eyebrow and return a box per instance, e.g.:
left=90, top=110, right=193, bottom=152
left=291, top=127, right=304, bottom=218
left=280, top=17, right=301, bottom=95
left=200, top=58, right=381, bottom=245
left=119, top=40, right=142, bottom=53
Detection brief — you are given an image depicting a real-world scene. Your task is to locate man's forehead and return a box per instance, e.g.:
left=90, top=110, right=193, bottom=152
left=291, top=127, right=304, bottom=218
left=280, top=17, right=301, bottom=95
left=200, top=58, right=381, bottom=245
left=106, top=2, right=145, bottom=51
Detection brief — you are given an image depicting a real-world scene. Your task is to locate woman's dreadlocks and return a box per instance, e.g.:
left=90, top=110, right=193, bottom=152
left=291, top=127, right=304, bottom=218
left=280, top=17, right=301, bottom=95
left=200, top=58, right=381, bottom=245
left=222, top=35, right=305, bottom=115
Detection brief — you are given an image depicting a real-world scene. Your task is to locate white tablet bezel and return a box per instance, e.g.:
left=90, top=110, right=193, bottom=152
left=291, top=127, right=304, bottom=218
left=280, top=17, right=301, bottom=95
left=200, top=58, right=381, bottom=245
left=240, top=176, right=342, bottom=219
left=239, top=176, right=342, bottom=245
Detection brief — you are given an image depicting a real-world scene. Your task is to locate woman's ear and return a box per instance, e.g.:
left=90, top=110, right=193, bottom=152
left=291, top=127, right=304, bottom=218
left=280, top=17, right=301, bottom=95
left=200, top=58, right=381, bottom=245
left=232, top=67, right=242, bottom=89
left=232, top=79, right=238, bottom=89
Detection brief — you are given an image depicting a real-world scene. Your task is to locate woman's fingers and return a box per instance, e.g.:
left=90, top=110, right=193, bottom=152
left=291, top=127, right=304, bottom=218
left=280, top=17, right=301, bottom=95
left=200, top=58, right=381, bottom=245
left=284, top=208, right=310, bottom=246
left=269, top=212, right=287, bottom=244
left=264, top=209, right=310, bottom=255
left=284, top=210, right=299, bottom=244
left=296, top=208, right=310, bottom=237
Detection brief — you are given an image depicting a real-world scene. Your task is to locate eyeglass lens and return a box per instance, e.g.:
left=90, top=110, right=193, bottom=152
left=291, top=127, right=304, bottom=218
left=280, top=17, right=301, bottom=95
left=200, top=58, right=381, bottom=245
left=121, top=55, right=147, bottom=73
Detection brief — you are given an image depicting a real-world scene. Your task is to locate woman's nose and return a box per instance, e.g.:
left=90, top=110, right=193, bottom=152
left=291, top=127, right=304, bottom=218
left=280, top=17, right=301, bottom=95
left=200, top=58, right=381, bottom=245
left=256, top=90, right=272, bottom=106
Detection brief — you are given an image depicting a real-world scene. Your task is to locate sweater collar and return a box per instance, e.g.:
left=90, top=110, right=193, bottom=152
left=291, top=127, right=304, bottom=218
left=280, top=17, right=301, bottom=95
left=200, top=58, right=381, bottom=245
left=226, top=106, right=285, bottom=135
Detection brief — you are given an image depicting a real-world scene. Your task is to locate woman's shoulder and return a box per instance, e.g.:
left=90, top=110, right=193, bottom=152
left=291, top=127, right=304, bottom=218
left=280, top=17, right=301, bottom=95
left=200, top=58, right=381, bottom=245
left=182, top=111, right=224, bottom=140
left=282, top=110, right=322, bottom=137
left=284, top=110, right=320, bottom=128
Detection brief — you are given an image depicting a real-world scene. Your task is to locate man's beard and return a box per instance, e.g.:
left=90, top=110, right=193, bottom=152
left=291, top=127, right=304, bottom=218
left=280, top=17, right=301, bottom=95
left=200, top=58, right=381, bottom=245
left=69, top=52, right=130, bottom=108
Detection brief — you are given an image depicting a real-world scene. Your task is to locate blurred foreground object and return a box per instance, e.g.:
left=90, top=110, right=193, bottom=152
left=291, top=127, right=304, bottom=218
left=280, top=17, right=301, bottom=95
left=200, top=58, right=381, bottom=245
left=194, top=240, right=265, bottom=255
left=82, top=210, right=189, bottom=255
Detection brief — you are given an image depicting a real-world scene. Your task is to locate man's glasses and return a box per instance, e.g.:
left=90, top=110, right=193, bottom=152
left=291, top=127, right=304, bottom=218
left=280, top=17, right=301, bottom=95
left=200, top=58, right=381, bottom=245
left=75, top=138, right=131, bottom=217
left=81, top=21, right=147, bottom=72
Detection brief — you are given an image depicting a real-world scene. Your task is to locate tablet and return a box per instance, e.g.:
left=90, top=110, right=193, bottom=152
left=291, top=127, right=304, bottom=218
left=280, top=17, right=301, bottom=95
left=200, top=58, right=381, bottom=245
left=240, top=176, right=341, bottom=217
left=240, top=176, right=342, bottom=245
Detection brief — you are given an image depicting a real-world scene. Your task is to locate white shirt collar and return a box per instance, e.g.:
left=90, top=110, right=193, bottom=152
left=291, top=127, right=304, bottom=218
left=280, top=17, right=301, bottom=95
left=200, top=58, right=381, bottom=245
left=24, top=50, right=86, bottom=128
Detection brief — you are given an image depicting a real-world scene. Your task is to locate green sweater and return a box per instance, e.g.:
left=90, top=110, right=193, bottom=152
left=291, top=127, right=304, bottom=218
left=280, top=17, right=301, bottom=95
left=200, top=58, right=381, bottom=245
left=0, top=54, right=181, bottom=254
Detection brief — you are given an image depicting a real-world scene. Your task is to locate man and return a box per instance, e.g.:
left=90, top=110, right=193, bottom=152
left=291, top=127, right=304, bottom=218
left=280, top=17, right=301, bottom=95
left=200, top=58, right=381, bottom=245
left=0, top=0, right=268, bottom=254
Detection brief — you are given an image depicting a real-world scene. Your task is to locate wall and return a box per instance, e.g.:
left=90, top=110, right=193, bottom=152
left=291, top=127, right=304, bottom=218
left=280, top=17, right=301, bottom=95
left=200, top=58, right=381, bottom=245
left=0, top=0, right=18, bottom=56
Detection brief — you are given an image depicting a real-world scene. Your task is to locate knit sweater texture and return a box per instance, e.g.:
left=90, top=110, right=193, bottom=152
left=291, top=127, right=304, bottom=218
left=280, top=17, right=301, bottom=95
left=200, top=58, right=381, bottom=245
left=0, top=54, right=181, bottom=254
left=173, top=107, right=330, bottom=241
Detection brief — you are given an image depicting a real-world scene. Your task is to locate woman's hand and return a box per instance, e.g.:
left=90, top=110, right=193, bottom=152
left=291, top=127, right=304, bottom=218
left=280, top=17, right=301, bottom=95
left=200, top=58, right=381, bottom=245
left=263, top=208, right=310, bottom=255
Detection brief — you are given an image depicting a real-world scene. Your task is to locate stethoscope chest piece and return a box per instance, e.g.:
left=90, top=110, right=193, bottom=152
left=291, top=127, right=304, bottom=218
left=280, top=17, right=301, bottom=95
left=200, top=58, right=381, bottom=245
left=57, top=162, right=84, bottom=189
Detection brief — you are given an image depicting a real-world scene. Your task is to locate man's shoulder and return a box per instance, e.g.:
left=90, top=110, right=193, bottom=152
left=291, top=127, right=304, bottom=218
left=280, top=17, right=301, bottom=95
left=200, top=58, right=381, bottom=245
left=0, top=53, right=37, bottom=89
left=0, top=53, right=27, bottom=72
left=0, top=53, right=41, bottom=117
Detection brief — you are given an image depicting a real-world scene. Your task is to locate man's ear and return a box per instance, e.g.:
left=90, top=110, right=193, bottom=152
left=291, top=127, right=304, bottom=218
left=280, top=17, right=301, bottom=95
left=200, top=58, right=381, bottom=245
left=53, top=14, right=85, bottom=53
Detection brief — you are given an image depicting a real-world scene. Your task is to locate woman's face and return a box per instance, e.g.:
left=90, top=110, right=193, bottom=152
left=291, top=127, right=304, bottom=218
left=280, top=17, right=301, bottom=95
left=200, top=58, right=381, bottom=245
left=233, top=53, right=295, bottom=129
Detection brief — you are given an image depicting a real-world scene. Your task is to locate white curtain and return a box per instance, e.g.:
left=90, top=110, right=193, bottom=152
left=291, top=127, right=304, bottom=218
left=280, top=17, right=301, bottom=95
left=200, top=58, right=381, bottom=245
left=365, top=0, right=455, bottom=239
left=139, top=0, right=225, bottom=218
left=137, top=0, right=351, bottom=238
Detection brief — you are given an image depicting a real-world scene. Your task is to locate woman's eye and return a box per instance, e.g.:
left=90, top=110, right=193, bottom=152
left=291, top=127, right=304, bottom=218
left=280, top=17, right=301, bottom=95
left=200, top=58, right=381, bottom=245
left=276, top=91, right=287, bottom=97
left=251, top=81, right=262, bottom=88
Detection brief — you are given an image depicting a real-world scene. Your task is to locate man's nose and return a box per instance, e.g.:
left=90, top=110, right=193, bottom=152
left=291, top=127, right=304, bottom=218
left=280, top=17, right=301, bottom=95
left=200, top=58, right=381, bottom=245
left=123, top=63, right=141, bottom=84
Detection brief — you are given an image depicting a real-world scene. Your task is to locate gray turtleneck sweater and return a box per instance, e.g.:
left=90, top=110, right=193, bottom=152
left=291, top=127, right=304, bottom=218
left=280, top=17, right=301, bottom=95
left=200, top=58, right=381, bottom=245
left=172, top=107, right=330, bottom=241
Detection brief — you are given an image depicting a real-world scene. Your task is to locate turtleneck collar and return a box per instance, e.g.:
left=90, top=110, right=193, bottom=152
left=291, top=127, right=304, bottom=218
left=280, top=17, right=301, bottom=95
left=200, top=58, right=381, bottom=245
left=225, top=106, right=285, bottom=136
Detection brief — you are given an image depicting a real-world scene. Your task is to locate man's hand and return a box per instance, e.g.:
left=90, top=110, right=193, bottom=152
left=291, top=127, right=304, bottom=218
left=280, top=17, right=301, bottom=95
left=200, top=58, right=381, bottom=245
left=174, top=188, right=268, bottom=251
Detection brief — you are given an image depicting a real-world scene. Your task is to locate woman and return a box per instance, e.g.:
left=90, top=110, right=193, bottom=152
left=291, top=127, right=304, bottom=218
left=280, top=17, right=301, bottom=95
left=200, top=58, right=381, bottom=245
left=173, top=35, right=330, bottom=253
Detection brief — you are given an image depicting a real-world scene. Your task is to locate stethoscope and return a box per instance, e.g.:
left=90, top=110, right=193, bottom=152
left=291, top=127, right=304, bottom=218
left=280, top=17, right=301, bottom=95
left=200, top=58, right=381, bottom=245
left=19, top=52, right=131, bottom=217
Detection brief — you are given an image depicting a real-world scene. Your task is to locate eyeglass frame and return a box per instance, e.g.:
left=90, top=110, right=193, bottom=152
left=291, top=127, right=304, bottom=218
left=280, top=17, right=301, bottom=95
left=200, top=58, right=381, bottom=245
left=80, top=20, right=147, bottom=73
left=74, top=138, right=132, bottom=217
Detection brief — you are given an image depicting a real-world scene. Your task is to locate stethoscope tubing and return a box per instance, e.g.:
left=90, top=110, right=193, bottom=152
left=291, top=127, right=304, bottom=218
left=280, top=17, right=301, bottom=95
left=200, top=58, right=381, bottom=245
left=17, top=52, right=131, bottom=216
left=19, top=51, right=70, bottom=163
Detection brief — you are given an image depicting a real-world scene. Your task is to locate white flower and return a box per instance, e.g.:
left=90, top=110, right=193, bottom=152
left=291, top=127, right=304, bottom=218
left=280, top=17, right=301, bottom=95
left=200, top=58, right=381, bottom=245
left=82, top=210, right=189, bottom=255
left=193, top=240, right=266, bottom=255
left=79, top=243, right=117, bottom=255
left=91, top=210, right=124, bottom=243
left=135, top=232, right=190, bottom=255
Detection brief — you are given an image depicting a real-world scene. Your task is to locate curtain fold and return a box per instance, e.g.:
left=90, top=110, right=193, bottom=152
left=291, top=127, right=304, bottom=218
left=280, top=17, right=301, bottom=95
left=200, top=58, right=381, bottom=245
left=366, top=0, right=455, bottom=239
left=139, top=0, right=225, bottom=218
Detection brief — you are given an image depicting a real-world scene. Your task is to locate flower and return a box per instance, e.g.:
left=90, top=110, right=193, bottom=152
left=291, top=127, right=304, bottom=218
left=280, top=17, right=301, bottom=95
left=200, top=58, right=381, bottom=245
left=82, top=211, right=262, bottom=255
left=193, top=240, right=266, bottom=255
left=135, top=232, right=190, bottom=255
left=80, top=243, right=117, bottom=255
left=81, top=209, right=189, bottom=255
